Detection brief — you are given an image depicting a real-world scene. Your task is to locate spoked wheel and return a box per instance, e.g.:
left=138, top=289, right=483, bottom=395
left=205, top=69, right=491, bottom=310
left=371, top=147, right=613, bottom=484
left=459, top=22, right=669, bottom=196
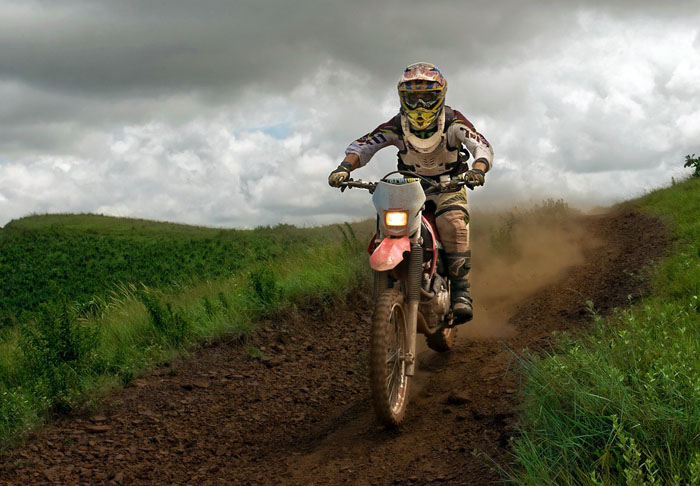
left=370, top=289, right=409, bottom=427
left=426, top=325, right=457, bottom=352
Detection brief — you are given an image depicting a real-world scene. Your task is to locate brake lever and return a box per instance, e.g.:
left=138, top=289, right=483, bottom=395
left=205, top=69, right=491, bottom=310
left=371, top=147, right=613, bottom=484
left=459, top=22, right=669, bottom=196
left=339, top=178, right=354, bottom=192
left=456, top=178, right=478, bottom=191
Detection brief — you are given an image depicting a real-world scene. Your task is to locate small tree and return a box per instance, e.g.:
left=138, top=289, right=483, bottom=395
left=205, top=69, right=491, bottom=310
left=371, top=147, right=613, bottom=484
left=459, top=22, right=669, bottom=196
left=684, top=154, right=700, bottom=178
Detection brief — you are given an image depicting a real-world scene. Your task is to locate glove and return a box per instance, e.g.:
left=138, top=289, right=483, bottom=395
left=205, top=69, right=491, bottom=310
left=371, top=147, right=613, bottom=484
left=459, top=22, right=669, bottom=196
left=463, top=168, right=485, bottom=187
left=328, top=161, right=352, bottom=187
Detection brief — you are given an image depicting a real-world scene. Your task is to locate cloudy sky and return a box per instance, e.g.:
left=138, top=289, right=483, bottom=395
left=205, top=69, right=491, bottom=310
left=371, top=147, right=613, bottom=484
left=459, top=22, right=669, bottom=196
left=1, top=0, right=699, bottom=228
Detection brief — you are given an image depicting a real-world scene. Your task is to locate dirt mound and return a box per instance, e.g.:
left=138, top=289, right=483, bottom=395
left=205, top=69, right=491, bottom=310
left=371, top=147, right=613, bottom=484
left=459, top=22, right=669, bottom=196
left=0, top=209, right=666, bottom=485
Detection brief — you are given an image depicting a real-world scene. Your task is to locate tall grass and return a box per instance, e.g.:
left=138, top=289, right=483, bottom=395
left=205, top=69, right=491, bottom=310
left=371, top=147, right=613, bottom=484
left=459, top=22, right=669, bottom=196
left=511, top=177, right=700, bottom=485
left=479, top=198, right=576, bottom=259
left=0, top=218, right=371, bottom=445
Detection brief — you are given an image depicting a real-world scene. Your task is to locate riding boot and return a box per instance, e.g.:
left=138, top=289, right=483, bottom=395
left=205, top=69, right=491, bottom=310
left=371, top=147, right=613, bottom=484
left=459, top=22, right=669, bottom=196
left=445, top=252, right=473, bottom=324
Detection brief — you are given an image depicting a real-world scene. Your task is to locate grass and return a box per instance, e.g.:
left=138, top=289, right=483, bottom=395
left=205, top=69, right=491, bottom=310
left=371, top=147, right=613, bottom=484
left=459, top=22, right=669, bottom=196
left=0, top=213, right=357, bottom=327
left=510, top=176, right=700, bottom=485
left=0, top=215, right=372, bottom=445
left=479, top=198, right=575, bottom=259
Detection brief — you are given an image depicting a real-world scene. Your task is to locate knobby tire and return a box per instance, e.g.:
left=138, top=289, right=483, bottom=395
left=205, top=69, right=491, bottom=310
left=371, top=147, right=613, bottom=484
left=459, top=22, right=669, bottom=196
left=370, top=289, right=409, bottom=427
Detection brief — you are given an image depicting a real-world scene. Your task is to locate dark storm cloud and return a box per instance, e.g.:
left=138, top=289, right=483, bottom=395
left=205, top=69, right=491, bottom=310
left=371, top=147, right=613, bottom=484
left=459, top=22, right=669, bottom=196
left=3, top=0, right=697, bottom=96
left=1, top=0, right=699, bottom=226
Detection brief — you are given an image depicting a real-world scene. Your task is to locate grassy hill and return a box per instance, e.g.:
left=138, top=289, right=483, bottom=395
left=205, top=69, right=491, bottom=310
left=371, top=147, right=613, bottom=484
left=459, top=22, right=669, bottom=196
left=511, top=176, right=700, bottom=484
left=0, top=213, right=363, bottom=327
left=0, top=213, right=373, bottom=444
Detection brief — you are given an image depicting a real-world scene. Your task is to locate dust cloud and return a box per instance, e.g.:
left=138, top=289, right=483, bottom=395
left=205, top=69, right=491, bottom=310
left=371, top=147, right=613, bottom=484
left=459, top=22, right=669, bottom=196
left=464, top=207, right=602, bottom=338
left=414, top=204, right=601, bottom=360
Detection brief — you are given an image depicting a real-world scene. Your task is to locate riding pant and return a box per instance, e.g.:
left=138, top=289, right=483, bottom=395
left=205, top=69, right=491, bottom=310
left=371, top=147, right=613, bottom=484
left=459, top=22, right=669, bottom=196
left=431, top=186, right=469, bottom=254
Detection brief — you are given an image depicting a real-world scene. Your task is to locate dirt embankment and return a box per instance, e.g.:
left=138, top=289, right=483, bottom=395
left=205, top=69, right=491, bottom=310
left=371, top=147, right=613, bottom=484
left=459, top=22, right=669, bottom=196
left=0, top=209, right=666, bottom=485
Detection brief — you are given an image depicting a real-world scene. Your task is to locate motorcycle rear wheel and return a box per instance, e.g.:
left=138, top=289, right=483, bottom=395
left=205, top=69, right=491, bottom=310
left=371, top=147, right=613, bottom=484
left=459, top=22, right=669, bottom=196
left=370, top=289, right=409, bottom=427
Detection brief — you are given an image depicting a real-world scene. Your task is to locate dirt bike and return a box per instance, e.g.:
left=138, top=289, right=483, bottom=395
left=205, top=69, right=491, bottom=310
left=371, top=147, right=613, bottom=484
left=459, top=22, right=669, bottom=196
left=339, top=171, right=479, bottom=426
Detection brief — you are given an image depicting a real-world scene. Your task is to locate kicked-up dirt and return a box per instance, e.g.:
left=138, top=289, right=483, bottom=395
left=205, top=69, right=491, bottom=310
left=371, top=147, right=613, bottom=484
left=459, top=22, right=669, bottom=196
left=0, top=208, right=666, bottom=485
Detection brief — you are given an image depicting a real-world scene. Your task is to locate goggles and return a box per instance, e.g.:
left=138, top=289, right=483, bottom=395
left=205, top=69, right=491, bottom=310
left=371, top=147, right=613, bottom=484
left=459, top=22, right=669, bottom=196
left=400, top=90, right=443, bottom=110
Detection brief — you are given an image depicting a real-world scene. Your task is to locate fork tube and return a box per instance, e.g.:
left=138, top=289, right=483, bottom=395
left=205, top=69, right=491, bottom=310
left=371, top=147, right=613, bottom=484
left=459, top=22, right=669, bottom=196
left=405, top=241, right=423, bottom=376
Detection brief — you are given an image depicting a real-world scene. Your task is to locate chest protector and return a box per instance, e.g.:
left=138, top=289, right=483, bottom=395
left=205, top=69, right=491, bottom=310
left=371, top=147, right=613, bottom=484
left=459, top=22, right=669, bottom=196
left=397, top=107, right=463, bottom=177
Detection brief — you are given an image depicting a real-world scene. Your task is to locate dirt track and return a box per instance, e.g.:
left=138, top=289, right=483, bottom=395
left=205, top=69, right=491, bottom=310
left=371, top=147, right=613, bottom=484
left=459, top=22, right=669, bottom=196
left=0, top=209, right=665, bottom=485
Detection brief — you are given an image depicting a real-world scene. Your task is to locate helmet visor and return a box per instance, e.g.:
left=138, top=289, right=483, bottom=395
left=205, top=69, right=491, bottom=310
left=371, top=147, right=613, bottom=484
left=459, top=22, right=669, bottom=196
left=400, top=90, right=442, bottom=110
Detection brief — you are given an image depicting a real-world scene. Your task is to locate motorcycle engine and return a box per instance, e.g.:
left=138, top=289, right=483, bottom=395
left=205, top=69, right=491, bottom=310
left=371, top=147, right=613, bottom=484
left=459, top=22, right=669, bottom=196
left=431, top=274, right=450, bottom=316
left=420, top=273, right=451, bottom=330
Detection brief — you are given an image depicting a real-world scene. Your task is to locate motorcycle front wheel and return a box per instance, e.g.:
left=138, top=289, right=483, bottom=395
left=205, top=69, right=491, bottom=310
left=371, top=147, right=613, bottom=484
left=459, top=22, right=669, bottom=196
left=370, top=289, right=409, bottom=427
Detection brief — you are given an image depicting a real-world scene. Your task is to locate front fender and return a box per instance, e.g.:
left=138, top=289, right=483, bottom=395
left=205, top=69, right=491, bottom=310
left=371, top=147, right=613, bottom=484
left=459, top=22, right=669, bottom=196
left=369, top=237, right=411, bottom=271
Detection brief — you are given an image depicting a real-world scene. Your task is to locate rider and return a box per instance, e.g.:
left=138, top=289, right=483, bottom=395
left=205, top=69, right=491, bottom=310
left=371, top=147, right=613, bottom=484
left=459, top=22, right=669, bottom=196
left=328, top=62, right=493, bottom=323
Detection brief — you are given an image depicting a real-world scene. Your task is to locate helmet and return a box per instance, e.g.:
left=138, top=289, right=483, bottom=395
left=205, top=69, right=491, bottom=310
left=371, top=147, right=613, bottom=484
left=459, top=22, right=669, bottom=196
left=397, top=62, right=447, bottom=131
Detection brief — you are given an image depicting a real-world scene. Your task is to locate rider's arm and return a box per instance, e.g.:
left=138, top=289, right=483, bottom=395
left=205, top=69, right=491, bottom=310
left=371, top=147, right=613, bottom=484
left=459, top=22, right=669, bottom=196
left=448, top=110, right=494, bottom=172
left=344, top=115, right=402, bottom=169
left=472, top=160, right=488, bottom=172
left=342, top=153, right=361, bottom=170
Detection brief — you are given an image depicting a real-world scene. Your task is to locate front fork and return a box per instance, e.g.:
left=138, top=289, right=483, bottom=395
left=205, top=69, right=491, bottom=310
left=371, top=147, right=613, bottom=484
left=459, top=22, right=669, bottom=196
left=404, top=241, right=423, bottom=376
left=372, top=237, right=423, bottom=376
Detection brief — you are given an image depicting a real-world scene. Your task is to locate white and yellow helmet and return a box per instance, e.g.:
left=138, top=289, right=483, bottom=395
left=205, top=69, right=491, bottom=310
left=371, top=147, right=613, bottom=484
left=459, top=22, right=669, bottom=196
left=397, top=62, right=447, bottom=131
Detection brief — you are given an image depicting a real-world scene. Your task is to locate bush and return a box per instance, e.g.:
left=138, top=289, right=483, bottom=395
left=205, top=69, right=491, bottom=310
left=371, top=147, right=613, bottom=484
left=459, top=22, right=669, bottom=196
left=18, top=303, right=98, bottom=412
left=138, top=289, right=190, bottom=345
left=684, top=154, right=700, bottom=178
left=248, top=266, right=281, bottom=310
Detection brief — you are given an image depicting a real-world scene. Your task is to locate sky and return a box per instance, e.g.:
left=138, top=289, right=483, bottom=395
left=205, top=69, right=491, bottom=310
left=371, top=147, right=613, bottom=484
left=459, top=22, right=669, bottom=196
left=1, top=0, right=699, bottom=228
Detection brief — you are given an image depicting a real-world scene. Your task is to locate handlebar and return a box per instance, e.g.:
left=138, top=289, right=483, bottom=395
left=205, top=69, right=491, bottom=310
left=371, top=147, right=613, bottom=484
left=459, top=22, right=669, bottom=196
left=338, top=176, right=479, bottom=194
left=339, top=179, right=378, bottom=193
left=424, top=178, right=479, bottom=194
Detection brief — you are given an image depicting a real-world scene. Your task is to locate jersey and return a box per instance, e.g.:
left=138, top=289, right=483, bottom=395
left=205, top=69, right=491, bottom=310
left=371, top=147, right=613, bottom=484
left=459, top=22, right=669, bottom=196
left=344, top=106, right=493, bottom=178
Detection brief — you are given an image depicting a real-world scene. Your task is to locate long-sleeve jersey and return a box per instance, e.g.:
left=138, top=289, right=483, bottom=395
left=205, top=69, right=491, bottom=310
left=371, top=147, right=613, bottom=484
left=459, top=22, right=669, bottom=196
left=345, top=106, right=493, bottom=177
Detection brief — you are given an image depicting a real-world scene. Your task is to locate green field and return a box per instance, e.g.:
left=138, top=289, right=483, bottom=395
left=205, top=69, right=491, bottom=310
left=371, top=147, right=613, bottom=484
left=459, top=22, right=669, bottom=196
left=0, top=214, right=364, bottom=327
left=511, top=176, right=700, bottom=484
left=0, top=213, right=373, bottom=444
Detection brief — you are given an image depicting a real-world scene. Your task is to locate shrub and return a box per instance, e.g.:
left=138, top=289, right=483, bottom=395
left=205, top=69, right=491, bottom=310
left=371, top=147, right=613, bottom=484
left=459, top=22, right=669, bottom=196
left=248, top=266, right=281, bottom=309
left=18, top=303, right=98, bottom=411
left=138, top=289, right=189, bottom=345
left=684, top=154, right=700, bottom=178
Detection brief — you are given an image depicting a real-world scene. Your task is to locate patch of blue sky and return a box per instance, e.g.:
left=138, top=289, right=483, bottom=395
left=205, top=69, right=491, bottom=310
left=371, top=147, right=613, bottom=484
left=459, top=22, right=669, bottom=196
left=244, top=122, right=292, bottom=140
left=261, top=123, right=291, bottom=139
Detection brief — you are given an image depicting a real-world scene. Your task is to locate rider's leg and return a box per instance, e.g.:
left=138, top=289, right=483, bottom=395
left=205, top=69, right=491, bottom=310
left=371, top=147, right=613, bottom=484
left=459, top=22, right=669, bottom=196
left=435, top=201, right=473, bottom=323
left=444, top=250, right=472, bottom=322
